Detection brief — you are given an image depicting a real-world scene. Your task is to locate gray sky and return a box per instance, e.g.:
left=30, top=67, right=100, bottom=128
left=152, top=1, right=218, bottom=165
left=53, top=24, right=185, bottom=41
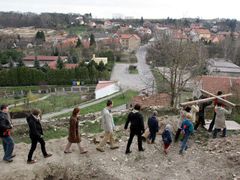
left=0, top=0, right=240, bottom=19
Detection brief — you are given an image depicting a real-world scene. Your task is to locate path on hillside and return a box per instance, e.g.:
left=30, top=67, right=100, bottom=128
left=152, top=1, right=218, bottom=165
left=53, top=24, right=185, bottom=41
left=11, top=91, right=125, bottom=125
left=8, top=94, right=51, bottom=108
left=0, top=128, right=239, bottom=179
left=111, top=45, right=155, bottom=93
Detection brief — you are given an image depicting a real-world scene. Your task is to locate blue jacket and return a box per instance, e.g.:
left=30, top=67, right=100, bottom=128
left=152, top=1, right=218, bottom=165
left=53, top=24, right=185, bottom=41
left=181, top=119, right=194, bottom=135
left=162, top=129, right=172, bottom=144
left=148, top=116, right=159, bottom=132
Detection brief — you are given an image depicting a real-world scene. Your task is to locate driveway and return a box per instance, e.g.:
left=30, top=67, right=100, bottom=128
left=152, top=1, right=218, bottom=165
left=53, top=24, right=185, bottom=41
left=111, top=45, right=155, bottom=93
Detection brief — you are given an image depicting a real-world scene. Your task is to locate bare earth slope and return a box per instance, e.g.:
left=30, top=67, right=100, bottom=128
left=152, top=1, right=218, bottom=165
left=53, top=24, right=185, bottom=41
left=0, top=131, right=240, bottom=180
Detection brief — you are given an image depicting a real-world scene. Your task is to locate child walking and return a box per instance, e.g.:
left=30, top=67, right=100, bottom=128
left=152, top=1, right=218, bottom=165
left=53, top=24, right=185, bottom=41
left=162, top=124, right=172, bottom=154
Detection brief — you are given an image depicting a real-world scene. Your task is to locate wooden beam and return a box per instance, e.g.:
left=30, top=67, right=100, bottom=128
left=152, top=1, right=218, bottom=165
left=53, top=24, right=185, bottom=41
left=200, top=89, right=236, bottom=107
left=180, top=93, right=232, bottom=106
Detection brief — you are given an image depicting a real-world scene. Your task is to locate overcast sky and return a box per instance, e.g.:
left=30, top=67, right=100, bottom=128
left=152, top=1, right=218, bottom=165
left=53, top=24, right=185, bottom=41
left=0, top=0, right=240, bottom=19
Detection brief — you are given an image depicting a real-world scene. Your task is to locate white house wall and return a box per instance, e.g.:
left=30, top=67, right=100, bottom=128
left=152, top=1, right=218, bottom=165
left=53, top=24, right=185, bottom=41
left=95, top=84, right=120, bottom=99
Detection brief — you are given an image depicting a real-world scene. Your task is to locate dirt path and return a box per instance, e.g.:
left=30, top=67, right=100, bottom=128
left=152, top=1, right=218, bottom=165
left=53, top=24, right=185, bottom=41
left=11, top=91, right=125, bottom=125
left=1, top=129, right=239, bottom=180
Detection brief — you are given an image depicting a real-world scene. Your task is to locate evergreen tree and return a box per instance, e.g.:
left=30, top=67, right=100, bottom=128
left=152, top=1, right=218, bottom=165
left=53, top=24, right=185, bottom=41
left=90, top=33, right=96, bottom=46
left=140, top=16, right=144, bottom=26
left=34, top=59, right=40, bottom=69
left=57, top=56, right=64, bottom=69
left=17, top=59, right=25, bottom=67
left=98, top=61, right=105, bottom=72
left=76, top=38, right=82, bottom=48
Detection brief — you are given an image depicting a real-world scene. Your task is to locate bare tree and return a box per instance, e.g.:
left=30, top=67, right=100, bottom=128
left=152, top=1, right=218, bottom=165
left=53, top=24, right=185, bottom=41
left=148, top=34, right=208, bottom=107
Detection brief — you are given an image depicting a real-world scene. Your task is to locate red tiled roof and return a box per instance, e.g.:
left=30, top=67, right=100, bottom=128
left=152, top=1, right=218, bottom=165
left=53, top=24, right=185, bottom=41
left=23, top=56, right=67, bottom=61
left=131, top=93, right=171, bottom=108
left=65, top=64, right=79, bottom=69
left=48, top=62, right=78, bottom=70
left=120, top=34, right=141, bottom=40
left=197, top=75, right=240, bottom=94
left=194, top=28, right=211, bottom=35
left=95, top=81, right=116, bottom=90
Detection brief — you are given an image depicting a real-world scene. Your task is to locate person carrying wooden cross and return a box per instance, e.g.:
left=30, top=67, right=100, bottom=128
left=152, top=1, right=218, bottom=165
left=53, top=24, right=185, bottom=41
left=213, top=102, right=232, bottom=138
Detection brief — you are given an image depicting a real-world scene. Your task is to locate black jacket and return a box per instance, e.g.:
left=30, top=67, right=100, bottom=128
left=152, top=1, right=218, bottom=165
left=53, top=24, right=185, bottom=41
left=0, top=111, right=12, bottom=137
left=26, top=114, right=43, bottom=139
left=124, top=110, right=145, bottom=134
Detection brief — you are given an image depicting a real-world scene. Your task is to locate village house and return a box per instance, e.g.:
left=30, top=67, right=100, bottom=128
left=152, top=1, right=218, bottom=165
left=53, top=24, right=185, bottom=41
left=23, top=56, right=67, bottom=67
left=193, top=75, right=240, bottom=97
left=190, top=28, right=211, bottom=42
left=207, top=58, right=240, bottom=77
left=48, top=61, right=79, bottom=70
left=119, top=34, right=141, bottom=51
left=91, top=54, right=108, bottom=65
left=95, top=81, right=120, bottom=99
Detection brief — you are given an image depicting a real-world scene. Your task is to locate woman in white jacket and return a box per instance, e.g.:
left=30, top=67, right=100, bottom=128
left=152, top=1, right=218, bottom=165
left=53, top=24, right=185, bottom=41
left=213, top=103, right=232, bottom=138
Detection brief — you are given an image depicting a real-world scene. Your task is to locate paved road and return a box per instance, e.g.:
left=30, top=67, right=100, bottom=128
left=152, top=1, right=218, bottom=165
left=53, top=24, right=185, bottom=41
left=111, top=45, right=155, bottom=93
left=12, top=91, right=125, bottom=125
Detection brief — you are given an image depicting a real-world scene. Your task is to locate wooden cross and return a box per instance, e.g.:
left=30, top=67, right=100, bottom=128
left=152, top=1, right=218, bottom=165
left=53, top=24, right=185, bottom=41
left=180, top=89, right=236, bottom=107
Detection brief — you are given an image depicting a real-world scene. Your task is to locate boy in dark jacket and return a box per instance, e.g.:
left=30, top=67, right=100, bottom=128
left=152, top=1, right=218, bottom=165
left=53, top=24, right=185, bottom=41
left=147, top=111, right=159, bottom=144
left=26, top=109, right=52, bottom=164
left=162, top=124, right=172, bottom=154
left=124, top=104, right=145, bottom=154
left=0, top=104, right=15, bottom=162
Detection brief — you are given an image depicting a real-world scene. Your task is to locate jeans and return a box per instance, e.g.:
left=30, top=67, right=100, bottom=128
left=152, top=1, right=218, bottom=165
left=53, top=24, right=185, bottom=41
left=28, top=136, right=47, bottom=161
left=2, top=136, right=14, bottom=161
left=179, top=133, right=190, bottom=153
left=126, top=131, right=143, bottom=152
left=148, top=130, right=157, bottom=143
left=208, top=112, right=216, bottom=132
left=194, top=115, right=205, bottom=130
left=213, top=128, right=226, bottom=138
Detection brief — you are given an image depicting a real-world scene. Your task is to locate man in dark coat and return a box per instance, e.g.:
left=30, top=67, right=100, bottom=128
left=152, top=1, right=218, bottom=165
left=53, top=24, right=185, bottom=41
left=124, top=104, right=145, bottom=154
left=26, top=109, right=52, bottom=164
left=0, top=104, right=15, bottom=162
left=147, top=111, right=159, bottom=144
left=194, top=95, right=212, bottom=130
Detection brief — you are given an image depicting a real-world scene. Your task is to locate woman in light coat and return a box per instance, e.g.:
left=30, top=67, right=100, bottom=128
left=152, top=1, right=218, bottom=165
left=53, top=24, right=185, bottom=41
left=213, top=103, right=231, bottom=138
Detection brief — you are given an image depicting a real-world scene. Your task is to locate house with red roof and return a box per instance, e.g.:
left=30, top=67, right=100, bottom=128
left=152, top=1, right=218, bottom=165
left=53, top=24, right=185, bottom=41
left=193, top=75, right=240, bottom=98
left=48, top=61, right=79, bottom=70
left=23, top=56, right=67, bottom=67
left=119, top=34, right=141, bottom=51
left=95, top=81, right=120, bottom=99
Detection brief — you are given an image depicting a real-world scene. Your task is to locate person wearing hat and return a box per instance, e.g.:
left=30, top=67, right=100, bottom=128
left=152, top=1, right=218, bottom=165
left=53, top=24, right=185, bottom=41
left=179, top=113, right=194, bottom=155
left=147, top=111, right=159, bottom=144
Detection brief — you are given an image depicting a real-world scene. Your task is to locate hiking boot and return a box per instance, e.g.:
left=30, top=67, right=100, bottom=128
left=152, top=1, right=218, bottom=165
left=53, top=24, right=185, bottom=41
left=110, top=145, right=119, bottom=149
left=27, top=160, right=37, bottom=164
left=96, top=147, right=105, bottom=152
left=11, top=154, right=16, bottom=158
left=139, top=148, right=145, bottom=152
left=44, top=154, right=52, bottom=158
left=125, top=150, right=132, bottom=154
left=3, top=159, right=13, bottom=163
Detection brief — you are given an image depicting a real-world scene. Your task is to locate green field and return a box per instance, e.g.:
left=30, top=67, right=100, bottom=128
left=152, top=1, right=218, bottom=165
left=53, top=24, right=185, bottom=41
left=10, top=92, right=87, bottom=114
left=66, top=25, right=87, bottom=35
left=54, top=90, right=138, bottom=119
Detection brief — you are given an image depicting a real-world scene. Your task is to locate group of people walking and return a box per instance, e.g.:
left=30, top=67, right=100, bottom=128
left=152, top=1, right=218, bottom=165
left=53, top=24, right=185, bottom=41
left=0, top=90, right=232, bottom=163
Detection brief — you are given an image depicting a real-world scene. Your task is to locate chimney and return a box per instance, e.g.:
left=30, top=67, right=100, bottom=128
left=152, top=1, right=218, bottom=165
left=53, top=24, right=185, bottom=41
left=93, top=54, right=96, bottom=59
